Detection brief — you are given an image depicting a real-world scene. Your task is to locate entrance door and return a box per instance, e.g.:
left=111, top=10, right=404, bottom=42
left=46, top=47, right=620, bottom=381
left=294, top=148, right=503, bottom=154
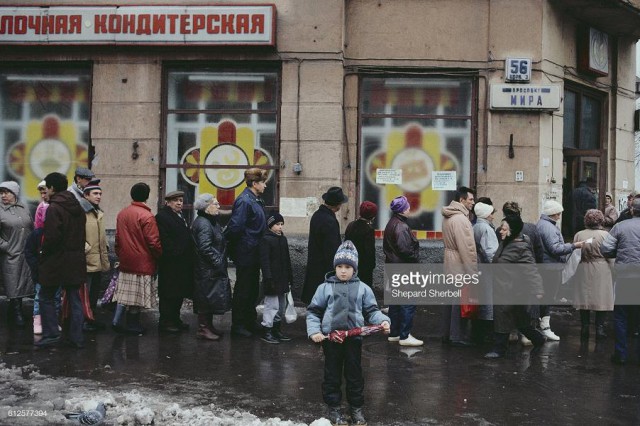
left=562, top=155, right=602, bottom=238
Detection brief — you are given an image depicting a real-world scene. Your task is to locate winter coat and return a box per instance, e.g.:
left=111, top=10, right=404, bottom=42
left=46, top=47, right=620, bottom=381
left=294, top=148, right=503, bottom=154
left=473, top=218, right=498, bottom=263
left=0, top=202, right=34, bottom=297
left=572, top=183, right=597, bottom=232
left=441, top=201, right=477, bottom=275
left=536, top=215, right=575, bottom=263
left=115, top=202, right=162, bottom=276
left=80, top=199, right=110, bottom=273
left=191, top=212, right=231, bottom=314
left=259, top=230, right=293, bottom=296
left=383, top=213, right=419, bottom=264
left=39, top=191, right=86, bottom=287
left=572, top=228, right=613, bottom=311
left=306, top=271, right=390, bottom=337
left=492, top=233, right=544, bottom=333
left=302, top=205, right=342, bottom=304
left=68, top=183, right=84, bottom=201
left=24, top=227, right=43, bottom=284
left=615, top=208, right=633, bottom=224
left=604, top=204, right=619, bottom=230
left=601, top=217, right=640, bottom=268
left=156, top=206, right=194, bottom=299
left=494, top=221, right=544, bottom=263
left=224, top=187, right=266, bottom=267
left=345, top=218, right=376, bottom=286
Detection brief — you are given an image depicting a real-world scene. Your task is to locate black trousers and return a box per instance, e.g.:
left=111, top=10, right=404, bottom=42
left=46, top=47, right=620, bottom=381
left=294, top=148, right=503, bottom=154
left=86, top=271, right=103, bottom=312
left=322, top=338, right=364, bottom=408
left=232, top=264, right=260, bottom=329
left=159, top=296, right=184, bottom=325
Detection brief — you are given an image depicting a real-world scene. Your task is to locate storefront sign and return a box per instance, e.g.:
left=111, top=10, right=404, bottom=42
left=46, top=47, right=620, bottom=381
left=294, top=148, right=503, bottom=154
left=490, top=84, right=561, bottom=110
left=0, top=5, right=275, bottom=45
left=431, top=171, right=457, bottom=191
left=376, top=168, right=403, bottom=185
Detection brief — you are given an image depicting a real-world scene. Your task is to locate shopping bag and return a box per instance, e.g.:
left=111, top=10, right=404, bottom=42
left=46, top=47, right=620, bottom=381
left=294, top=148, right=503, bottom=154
left=562, top=249, right=581, bottom=285
left=61, top=283, right=94, bottom=321
left=284, top=292, right=297, bottom=323
left=98, top=269, right=119, bottom=307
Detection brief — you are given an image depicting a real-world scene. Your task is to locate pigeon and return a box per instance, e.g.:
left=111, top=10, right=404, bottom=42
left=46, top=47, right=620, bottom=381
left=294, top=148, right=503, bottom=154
left=64, top=402, right=106, bottom=425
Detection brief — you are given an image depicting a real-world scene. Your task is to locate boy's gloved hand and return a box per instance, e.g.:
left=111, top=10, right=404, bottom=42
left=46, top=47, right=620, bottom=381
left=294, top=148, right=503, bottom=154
left=381, top=321, right=390, bottom=334
left=310, top=333, right=326, bottom=343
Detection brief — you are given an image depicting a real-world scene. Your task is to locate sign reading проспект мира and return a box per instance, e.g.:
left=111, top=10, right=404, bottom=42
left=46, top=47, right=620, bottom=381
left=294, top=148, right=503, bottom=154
left=0, top=5, right=275, bottom=45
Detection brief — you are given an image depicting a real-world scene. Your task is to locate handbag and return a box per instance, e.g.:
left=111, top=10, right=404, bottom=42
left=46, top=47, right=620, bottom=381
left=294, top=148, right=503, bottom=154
left=98, top=269, right=119, bottom=307
left=284, top=292, right=297, bottom=323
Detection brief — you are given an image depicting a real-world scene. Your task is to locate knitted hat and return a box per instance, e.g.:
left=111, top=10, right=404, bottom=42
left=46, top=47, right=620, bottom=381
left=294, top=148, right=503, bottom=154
left=83, top=179, right=102, bottom=194
left=267, top=212, right=284, bottom=228
left=542, top=200, right=563, bottom=216
left=0, top=181, right=20, bottom=197
left=333, top=240, right=359, bottom=271
left=359, top=201, right=378, bottom=220
left=130, top=182, right=150, bottom=202
left=390, top=196, right=410, bottom=214
left=37, top=180, right=47, bottom=190
left=474, top=202, right=493, bottom=219
left=503, top=214, right=524, bottom=240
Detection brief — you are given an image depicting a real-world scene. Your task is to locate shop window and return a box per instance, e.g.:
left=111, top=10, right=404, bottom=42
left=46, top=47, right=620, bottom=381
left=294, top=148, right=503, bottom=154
left=164, top=69, right=279, bottom=219
left=563, top=88, right=602, bottom=150
left=0, top=68, right=91, bottom=209
left=359, top=77, right=474, bottom=235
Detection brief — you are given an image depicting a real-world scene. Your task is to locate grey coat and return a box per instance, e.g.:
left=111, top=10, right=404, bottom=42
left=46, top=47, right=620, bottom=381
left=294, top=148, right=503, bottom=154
left=536, top=215, right=575, bottom=263
left=601, top=217, right=640, bottom=272
left=0, top=203, right=34, bottom=298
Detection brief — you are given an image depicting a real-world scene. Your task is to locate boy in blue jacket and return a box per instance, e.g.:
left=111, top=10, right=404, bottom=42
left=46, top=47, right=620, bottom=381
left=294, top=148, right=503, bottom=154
left=307, top=240, right=390, bottom=426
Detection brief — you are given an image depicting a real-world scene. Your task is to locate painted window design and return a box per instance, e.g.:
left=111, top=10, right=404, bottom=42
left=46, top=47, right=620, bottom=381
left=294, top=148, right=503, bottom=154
left=165, top=70, right=278, bottom=214
left=0, top=69, right=91, bottom=204
left=360, top=77, right=473, bottom=236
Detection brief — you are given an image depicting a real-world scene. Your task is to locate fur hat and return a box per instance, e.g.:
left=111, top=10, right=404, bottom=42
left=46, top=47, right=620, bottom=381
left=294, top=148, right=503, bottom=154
left=267, top=213, right=284, bottom=228
left=542, top=200, right=564, bottom=216
left=390, top=196, right=410, bottom=214
left=359, top=201, right=378, bottom=220
left=333, top=240, right=358, bottom=271
left=474, top=202, right=494, bottom=219
left=0, top=181, right=20, bottom=197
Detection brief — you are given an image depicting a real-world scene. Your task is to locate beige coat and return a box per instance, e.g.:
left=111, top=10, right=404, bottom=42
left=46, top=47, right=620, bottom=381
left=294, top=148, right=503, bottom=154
left=85, top=207, right=110, bottom=273
left=441, top=201, right=477, bottom=275
left=572, top=228, right=613, bottom=311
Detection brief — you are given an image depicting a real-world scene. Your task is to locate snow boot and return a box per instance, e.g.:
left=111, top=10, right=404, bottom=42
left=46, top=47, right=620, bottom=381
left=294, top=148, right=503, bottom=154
left=272, top=322, right=291, bottom=341
left=539, top=316, right=560, bottom=341
left=327, top=406, right=348, bottom=426
left=261, top=326, right=280, bottom=344
left=350, top=406, right=367, bottom=425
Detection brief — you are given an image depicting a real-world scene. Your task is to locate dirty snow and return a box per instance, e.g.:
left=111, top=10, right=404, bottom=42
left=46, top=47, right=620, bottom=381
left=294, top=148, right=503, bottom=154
left=0, top=363, right=329, bottom=425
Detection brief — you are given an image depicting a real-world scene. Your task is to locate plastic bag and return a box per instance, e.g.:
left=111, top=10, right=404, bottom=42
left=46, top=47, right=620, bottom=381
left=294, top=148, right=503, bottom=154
left=98, top=269, right=119, bottom=307
left=562, top=249, right=581, bottom=284
left=285, top=292, right=297, bottom=323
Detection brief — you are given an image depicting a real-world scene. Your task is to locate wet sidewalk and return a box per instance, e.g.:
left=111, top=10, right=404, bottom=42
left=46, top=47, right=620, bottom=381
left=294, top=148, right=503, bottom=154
left=1, top=303, right=639, bottom=425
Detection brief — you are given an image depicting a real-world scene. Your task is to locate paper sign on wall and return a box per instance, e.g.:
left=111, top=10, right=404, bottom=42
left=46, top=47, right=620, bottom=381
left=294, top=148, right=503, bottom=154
left=431, top=171, right=457, bottom=191
left=376, top=169, right=402, bottom=185
left=280, top=197, right=308, bottom=218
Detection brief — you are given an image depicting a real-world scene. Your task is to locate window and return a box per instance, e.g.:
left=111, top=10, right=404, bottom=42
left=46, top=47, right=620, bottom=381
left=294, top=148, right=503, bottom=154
left=563, top=87, right=603, bottom=150
left=359, top=77, right=474, bottom=234
left=0, top=67, right=91, bottom=207
left=164, top=68, right=279, bottom=217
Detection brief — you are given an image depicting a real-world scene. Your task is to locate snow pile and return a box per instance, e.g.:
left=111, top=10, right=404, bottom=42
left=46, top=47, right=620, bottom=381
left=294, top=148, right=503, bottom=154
left=0, top=363, right=315, bottom=425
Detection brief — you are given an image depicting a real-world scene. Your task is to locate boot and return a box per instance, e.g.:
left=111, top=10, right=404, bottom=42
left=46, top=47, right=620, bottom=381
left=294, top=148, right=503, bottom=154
left=539, top=316, right=560, bottom=341
left=112, top=304, right=130, bottom=334
left=350, top=406, right=367, bottom=426
left=197, top=314, right=220, bottom=341
left=9, top=299, right=25, bottom=328
left=580, top=325, right=590, bottom=342
left=260, top=326, right=280, bottom=344
left=126, top=311, right=145, bottom=335
left=520, top=326, right=547, bottom=347
left=272, top=322, right=291, bottom=342
left=327, top=406, right=348, bottom=426
left=596, top=324, right=608, bottom=340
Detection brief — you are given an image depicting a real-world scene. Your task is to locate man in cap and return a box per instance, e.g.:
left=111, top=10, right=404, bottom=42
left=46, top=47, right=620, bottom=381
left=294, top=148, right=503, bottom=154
left=301, top=186, right=348, bottom=304
left=155, top=190, right=194, bottom=333
left=78, top=179, right=110, bottom=332
left=224, top=168, right=268, bottom=337
left=69, top=167, right=96, bottom=201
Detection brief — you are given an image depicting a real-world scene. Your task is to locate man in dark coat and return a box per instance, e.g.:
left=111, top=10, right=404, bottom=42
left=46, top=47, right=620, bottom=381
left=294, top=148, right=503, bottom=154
left=224, top=168, right=268, bottom=337
left=36, top=172, right=87, bottom=348
left=301, top=187, right=348, bottom=304
left=344, top=201, right=378, bottom=288
left=572, top=178, right=597, bottom=233
left=156, top=190, right=194, bottom=333
left=615, top=191, right=639, bottom=224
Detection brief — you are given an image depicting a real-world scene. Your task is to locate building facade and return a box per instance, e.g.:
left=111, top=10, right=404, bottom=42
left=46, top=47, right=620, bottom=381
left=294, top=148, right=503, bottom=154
left=1, top=0, right=638, bottom=239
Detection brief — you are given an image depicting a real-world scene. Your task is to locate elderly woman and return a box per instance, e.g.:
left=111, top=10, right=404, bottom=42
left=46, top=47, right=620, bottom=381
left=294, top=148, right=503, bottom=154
left=573, top=209, right=613, bottom=342
left=0, top=181, right=34, bottom=327
left=485, top=215, right=546, bottom=359
left=603, top=192, right=618, bottom=231
left=191, top=194, right=232, bottom=341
